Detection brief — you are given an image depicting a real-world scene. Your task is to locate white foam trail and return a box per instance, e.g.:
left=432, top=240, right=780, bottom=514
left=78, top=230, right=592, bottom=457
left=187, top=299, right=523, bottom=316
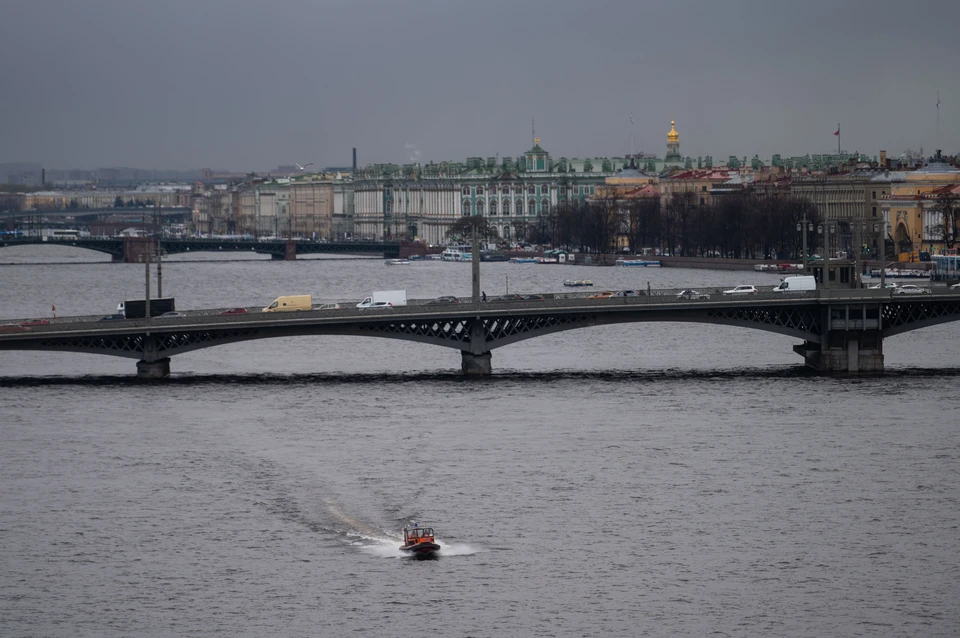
left=355, top=535, right=482, bottom=559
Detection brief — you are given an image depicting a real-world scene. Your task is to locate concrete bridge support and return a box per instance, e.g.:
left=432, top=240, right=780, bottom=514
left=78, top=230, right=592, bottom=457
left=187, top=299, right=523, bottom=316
left=793, top=303, right=885, bottom=374
left=794, top=339, right=884, bottom=374
left=461, top=319, right=492, bottom=376
left=794, top=332, right=884, bottom=374
left=123, top=236, right=153, bottom=263
left=461, top=351, right=492, bottom=376
left=137, top=357, right=171, bottom=379
left=268, top=240, right=298, bottom=260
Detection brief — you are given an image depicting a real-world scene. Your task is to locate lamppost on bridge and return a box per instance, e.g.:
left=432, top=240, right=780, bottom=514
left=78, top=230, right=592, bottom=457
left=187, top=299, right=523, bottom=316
left=850, top=219, right=868, bottom=288
left=875, top=221, right=890, bottom=291
left=797, top=216, right=813, bottom=275
left=818, top=222, right=835, bottom=286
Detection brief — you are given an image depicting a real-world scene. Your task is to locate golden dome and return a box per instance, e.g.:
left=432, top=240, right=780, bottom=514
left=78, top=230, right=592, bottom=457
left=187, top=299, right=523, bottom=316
left=667, top=120, right=679, bottom=143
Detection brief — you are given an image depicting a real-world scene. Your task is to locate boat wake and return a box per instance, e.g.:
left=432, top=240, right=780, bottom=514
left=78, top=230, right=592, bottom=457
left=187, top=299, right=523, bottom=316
left=352, top=534, right=481, bottom=559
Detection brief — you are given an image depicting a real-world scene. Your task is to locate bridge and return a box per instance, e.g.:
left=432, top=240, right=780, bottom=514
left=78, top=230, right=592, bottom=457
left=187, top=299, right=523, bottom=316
left=3, top=288, right=960, bottom=378
left=0, top=236, right=402, bottom=261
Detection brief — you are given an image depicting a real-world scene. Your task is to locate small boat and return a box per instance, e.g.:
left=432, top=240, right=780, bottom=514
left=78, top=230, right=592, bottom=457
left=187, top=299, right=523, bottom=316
left=384, top=259, right=410, bottom=266
left=400, top=524, right=440, bottom=558
left=509, top=257, right=538, bottom=264
left=563, top=279, right=593, bottom=287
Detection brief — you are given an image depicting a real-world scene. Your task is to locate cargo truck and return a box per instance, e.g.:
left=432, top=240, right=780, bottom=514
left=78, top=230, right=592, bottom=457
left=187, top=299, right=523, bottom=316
left=356, top=290, right=407, bottom=309
left=120, top=298, right=176, bottom=319
left=262, top=295, right=312, bottom=312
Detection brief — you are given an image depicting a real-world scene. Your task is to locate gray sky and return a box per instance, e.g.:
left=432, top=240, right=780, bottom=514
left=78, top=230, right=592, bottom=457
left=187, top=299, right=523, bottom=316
left=2, top=0, right=958, bottom=171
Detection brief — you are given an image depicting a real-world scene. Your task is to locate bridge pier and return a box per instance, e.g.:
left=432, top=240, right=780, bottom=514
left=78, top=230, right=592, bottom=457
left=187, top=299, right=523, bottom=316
left=136, top=357, right=171, bottom=379
left=794, top=334, right=884, bottom=375
left=461, top=351, right=492, bottom=376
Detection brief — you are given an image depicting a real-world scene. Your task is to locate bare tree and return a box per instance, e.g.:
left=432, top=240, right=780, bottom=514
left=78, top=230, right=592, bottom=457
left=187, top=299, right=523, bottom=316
left=925, top=189, right=960, bottom=251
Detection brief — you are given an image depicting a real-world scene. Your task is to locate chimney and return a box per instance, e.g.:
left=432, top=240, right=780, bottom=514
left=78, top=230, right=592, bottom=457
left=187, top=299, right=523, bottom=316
left=41, top=168, right=46, bottom=186
left=352, top=148, right=357, bottom=174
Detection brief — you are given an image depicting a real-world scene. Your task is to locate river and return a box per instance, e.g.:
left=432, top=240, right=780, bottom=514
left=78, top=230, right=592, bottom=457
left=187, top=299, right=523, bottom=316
left=1, top=246, right=958, bottom=637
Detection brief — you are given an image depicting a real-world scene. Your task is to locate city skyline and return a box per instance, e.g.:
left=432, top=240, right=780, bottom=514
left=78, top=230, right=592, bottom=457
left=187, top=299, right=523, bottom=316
left=2, top=0, right=958, bottom=171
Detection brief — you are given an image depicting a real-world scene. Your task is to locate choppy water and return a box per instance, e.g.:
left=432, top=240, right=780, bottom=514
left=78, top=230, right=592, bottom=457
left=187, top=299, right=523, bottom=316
left=1, top=246, right=959, bottom=636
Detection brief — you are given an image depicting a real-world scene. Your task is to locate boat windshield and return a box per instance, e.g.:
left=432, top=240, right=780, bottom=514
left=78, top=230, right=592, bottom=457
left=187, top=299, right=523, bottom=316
left=404, top=527, right=434, bottom=540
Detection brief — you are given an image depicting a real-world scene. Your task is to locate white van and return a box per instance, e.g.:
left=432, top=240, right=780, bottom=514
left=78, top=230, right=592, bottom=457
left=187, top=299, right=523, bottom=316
left=772, top=276, right=816, bottom=292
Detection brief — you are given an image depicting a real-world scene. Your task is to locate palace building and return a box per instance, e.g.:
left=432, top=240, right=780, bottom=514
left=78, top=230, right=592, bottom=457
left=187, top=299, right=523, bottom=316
left=352, top=121, right=694, bottom=243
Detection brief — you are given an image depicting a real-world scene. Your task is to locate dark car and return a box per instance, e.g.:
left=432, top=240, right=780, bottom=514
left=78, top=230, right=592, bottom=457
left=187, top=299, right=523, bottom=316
left=491, top=294, right=524, bottom=302
left=428, top=296, right=460, bottom=304
left=100, top=314, right=125, bottom=321
left=219, top=307, right=249, bottom=315
left=612, top=290, right=640, bottom=297
left=517, top=294, right=546, bottom=301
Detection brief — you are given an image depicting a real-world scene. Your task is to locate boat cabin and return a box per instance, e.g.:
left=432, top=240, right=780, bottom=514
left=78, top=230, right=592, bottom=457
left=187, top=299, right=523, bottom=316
left=403, top=526, right=435, bottom=545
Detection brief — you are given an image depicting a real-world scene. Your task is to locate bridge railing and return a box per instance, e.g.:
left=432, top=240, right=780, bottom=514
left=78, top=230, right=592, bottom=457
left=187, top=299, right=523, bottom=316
left=5, top=286, right=959, bottom=333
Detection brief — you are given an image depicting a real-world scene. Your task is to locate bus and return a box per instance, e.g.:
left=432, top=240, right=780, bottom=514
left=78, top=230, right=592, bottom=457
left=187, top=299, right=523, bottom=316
left=930, top=253, right=960, bottom=282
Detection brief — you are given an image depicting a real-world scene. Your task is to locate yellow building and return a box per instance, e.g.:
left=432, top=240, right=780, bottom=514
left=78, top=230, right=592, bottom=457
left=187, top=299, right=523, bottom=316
left=880, top=152, right=960, bottom=259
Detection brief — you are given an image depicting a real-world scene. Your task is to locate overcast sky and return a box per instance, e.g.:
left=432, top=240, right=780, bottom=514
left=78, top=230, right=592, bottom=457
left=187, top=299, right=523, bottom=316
left=2, top=0, right=958, bottom=171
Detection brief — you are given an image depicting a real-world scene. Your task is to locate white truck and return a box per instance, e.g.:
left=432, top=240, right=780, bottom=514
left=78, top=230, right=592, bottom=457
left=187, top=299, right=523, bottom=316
left=356, top=290, right=407, bottom=309
left=772, top=275, right=816, bottom=292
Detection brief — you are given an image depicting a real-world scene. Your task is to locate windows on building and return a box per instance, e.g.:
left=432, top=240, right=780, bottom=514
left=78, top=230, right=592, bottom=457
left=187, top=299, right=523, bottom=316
left=516, top=200, right=523, bottom=216
left=476, top=200, right=484, bottom=216
left=541, top=198, right=549, bottom=212
left=502, top=199, right=510, bottom=215
left=528, top=198, right=536, bottom=214
left=489, top=200, right=498, bottom=216
left=462, top=200, right=471, bottom=216
left=559, top=187, right=566, bottom=195
left=477, top=186, right=484, bottom=195
left=528, top=185, right=535, bottom=194
left=462, top=186, right=470, bottom=195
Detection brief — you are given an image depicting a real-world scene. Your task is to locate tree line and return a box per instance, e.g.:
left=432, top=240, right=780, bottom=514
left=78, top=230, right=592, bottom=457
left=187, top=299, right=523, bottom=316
left=449, top=189, right=825, bottom=259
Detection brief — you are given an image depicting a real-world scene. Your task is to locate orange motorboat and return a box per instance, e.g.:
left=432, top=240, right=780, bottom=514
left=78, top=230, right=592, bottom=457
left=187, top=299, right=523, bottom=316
left=400, top=524, right=440, bottom=557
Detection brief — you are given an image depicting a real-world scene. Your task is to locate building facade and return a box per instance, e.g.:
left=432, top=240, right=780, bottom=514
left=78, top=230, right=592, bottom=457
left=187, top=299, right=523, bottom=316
left=880, top=153, right=960, bottom=257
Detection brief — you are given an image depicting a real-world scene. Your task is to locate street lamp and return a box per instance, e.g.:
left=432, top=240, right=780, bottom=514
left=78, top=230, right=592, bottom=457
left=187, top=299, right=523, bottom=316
left=797, top=216, right=813, bottom=274
left=874, top=221, right=889, bottom=291
left=851, top=219, right=868, bottom=288
left=818, top=223, right=835, bottom=286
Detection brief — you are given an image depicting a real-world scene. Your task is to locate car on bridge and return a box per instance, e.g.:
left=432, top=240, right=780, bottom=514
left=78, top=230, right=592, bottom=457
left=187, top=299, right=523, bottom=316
left=0, top=324, right=28, bottom=332
left=317, top=303, right=341, bottom=310
left=428, top=296, right=460, bottom=304
left=587, top=291, right=615, bottom=299
left=159, top=311, right=187, bottom=318
left=492, top=294, right=545, bottom=302
left=722, top=285, right=758, bottom=295
left=612, top=290, right=642, bottom=297
left=868, top=282, right=898, bottom=290
left=100, top=314, right=125, bottom=321
left=19, top=319, right=51, bottom=327
left=219, top=307, right=249, bottom=315
left=893, top=284, right=930, bottom=295
left=676, top=289, right=711, bottom=300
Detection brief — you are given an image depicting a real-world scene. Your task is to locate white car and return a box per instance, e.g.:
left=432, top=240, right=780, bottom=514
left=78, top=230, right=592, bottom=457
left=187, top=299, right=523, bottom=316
left=950, top=283, right=960, bottom=290
left=676, top=289, right=710, bottom=300
left=722, top=285, right=758, bottom=295
left=893, top=284, right=930, bottom=295
left=868, top=282, right=898, bottom=289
